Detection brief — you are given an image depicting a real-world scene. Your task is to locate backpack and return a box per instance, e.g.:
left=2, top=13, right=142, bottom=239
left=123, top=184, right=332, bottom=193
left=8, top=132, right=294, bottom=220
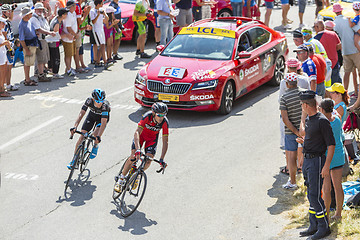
left=346, top=191, right=360, bottom=208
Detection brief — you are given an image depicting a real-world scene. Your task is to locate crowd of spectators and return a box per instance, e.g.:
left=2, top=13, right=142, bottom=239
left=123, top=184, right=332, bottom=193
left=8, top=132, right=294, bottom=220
left=279, top=2, right=360, bottom=237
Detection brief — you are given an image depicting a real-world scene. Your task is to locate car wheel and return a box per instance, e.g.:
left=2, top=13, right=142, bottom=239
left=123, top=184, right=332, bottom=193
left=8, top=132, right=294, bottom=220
left=269, top=56, right=285, bottom=86
left=218, top=9, right=232, bottom=18
left=217, top=81, right=234, bottom=115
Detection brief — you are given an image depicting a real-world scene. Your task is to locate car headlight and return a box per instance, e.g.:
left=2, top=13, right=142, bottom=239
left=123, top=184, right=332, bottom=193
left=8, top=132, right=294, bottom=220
left=135, top=73, right=146, bottom=85
left=192, top=80, right=218, bottom=90
left=121, top=17, right=129, bottom=25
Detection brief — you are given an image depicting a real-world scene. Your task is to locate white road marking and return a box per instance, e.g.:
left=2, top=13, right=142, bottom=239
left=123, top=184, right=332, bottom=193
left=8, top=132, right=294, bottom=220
left=0, top=116, right=63, bottom=151
left=107, top=86, right=133, bottom=97
left=4, top=173, right=39, bottom=181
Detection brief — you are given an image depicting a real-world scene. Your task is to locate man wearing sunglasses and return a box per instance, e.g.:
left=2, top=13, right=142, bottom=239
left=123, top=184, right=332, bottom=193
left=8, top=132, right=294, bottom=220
left=114, top=102, right=169, bottom=192
left=68, top=88, right=111, bottom=169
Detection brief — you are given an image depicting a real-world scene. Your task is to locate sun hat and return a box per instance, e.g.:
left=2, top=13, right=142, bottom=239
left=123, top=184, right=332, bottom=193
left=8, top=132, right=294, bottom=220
left=353, top=2, right=360, bottom=10
left=285, top=73, right=298, bottom=82
left=1, top=4, right=11, bottom=11
left=106, top=6, right=116, bottom=13
left=286, top=58, right=301, bottom=70
left=333, top=3, right=343, bottom=13
left=301, top=27, right=312, bottom=35
left=20, top=7, right=33, bottom=16
left=324, top=20, right=336, bottom=29
left=327, top=83, right=345, bottom=94
left=34, top=2, right=45, bottom=10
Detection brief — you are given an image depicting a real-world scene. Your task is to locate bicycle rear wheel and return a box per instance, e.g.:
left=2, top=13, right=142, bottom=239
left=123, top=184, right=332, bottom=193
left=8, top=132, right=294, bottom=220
left=120, top=171, right=147, bottom=217
left=65, top=144, right=83, bottom=191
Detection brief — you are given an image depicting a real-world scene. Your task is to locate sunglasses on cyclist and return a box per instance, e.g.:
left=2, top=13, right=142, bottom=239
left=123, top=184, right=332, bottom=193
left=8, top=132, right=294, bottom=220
left=156, top=113, right=166, bottom=117
left=94, top=99, right=104, bottom=104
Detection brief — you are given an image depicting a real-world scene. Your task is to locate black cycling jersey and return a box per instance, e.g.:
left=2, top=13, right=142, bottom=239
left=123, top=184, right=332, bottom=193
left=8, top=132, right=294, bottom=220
left=81, top=97, right=111, bottom=118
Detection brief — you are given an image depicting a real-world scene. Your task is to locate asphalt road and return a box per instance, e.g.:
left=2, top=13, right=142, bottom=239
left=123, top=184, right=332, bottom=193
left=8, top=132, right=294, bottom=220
left=0, top=4, right=349, bottom=240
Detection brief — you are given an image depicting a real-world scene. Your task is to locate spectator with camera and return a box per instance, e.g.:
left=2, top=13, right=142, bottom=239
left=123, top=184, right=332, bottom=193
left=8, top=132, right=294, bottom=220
left=109, top=0, right=125, bottom=60
left=1, top=4, right=19, bottom=91
left=132, top=0, right=152, bottom=58
left=30, top=2, right=56, bottom=82
left=90, top=0, right=110, bottom=69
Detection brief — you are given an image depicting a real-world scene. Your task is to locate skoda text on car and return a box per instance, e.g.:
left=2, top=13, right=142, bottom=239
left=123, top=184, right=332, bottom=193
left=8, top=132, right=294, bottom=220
left=134, top=17, right=288, bottom=114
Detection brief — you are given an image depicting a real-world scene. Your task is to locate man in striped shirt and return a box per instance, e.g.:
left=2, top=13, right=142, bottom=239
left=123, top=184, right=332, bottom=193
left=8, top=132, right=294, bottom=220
left=279, top=73, right=304, bottom=189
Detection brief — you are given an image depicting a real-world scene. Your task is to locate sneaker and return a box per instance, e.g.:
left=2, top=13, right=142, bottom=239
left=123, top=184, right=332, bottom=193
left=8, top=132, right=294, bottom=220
left=140, top=52, right=151, bottom=58
left=53, top=74, right=64, bottom=79
left=113, top=54, right=123, bottom=60
left=350, top=93, right=358, bottom=98
left=136, top=49, right=141, bottom=55
left=282, top=180, right=297, bottom=189
left=38, top=73, right=52, bottom=82
left=282, top=24, right=292, bottom=29
left=89, top=146, right=98, bottom=159
left=66, top=69, right=76, bottom=76
left=299, top=23, right=306, bottom=29
left=6, top=84, right=20, bottom=91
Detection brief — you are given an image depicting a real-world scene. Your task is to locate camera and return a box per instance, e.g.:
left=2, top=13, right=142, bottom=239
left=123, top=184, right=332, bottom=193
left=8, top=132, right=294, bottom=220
left=99, top=9, right=104, bottom=14
left=11, top=4, right=17, bottom=11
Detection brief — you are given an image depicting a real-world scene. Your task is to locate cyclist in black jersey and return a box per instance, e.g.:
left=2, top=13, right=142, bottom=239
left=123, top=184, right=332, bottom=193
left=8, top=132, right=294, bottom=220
left=68, top=89, right=111, bottom=169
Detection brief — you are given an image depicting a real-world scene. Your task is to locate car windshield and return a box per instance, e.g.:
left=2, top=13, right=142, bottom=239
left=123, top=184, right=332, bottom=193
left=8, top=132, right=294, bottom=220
left=119, top=0, right=137, bottom=3
left=161, top=34, right=235, bottom=60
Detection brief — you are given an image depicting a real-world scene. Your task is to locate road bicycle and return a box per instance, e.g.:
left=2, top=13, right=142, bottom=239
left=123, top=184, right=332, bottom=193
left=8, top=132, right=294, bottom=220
left=112, top=152, right=166, bottom=217
left=65, top=129, right=96, bottom=191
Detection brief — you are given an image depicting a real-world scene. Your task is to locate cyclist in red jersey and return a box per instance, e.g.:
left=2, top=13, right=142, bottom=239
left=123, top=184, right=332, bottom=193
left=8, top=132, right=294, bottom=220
left=114, top=102, right=169, bottom=192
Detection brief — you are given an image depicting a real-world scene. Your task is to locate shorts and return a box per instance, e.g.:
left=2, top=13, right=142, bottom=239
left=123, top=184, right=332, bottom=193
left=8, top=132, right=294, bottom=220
left=242, top=5, right=260, bottom=18
left=265, top=1, right=274, bottom=9
left=134, top=21, right=146, bottom=35
left=81, top=112, right=109, bottom=132
left=75, top=32, right=82, bottom=48
left=131, top=137, right=157, bottom=155
left=285, top=133, right=298, bottom=151
left=177, top=8, right=192, bottom=27
left=93, top=30, right=106, bottom=46
left=79, top=44, right=84, bottom=55
left=24, top=46, right=37, bottom=66
left=36, top=39, right=50, bottom=64
left=343, top=53, right=360, bottom=73
left=331, top=164, right=344, bottom=170
left=298, top=0, right=306, bottom=13
left=315, top=0, right=323, bottom=7
left=114, top=31, right=122, bottom=40
left=6, top=51, right=14, bottom=65
left=154, top=12, right=160, bottom=28
left=281, top=0, right=289, bottom=4
left=62, top=41, right=76, bottom=57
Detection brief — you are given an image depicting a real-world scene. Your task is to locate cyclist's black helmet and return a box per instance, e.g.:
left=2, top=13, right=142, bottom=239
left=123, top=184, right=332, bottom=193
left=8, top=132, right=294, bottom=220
left=92, top=88, right=106, bottom=101
left=151, top=102, right=168, bottom=114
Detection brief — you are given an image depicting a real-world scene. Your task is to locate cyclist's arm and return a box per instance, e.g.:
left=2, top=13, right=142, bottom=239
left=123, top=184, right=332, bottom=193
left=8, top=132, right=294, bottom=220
left=74, top=109, right=86, bottom=129
left=97, top=117, right=108, bottom=138
left=134, top=126, right=143, bottom=150
left=160, top=135, right=168, bottom=160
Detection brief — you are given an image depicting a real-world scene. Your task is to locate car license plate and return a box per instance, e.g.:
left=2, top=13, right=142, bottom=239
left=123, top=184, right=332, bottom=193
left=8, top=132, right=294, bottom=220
left=158, top=94, right=179, bottom=102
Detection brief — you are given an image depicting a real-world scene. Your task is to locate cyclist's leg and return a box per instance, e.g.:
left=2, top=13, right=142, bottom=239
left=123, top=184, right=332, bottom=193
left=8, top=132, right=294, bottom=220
left=90, top=122, right=101, bottom=159
left=143, top=140, right=157, bottom=171
left=121, top=139, right=143, bottom=176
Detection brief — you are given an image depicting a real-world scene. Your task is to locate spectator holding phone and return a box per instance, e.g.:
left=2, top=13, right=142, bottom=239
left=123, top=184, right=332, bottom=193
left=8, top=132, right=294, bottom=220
left=157, top=0, right=175, bottom=45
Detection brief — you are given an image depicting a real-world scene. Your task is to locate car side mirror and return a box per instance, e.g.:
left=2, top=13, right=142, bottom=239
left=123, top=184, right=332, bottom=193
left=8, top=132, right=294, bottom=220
left=156, top=45, right=165, bottom=52
left=237, top=51, right=251, bottom=59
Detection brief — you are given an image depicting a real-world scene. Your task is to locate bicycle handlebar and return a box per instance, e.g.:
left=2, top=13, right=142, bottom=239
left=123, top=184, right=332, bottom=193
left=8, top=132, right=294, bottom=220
left=69, top=130, right=97, bottom=140
left=140, top=152, right=167, bottom=174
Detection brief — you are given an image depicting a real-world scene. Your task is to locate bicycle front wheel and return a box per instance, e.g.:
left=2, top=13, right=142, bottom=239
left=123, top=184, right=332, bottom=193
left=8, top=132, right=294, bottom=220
left=65, top=144, right=83, bottom=191
left=120, top=171, right=147, bottom=217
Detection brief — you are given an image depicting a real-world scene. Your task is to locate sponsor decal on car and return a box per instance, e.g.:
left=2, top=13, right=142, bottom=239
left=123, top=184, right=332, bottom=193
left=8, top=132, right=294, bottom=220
left=179, top=27, right=236, bottom=38
left=239, top=69, right=244, bottom=81
left=190, top=94, right=214, bottom=101
left=262, top=53, right=272, bottom=73
left=244, top=64, right=260, bottom=79
left=158, top=67, right=186, bottom=79
left=191, top=70, right=216, bottom=80
left=135, top=87, right=145, bottom=96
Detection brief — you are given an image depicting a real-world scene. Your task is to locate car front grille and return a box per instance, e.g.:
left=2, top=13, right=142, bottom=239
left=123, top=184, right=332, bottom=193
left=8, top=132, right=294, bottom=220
left=147, top=80, right=191, bottom=95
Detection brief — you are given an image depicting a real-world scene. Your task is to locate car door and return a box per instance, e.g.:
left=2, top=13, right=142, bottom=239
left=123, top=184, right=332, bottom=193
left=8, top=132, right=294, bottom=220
left=247, top=27, right=276, bottom=86
left=232, top=31, right=261, bottom=97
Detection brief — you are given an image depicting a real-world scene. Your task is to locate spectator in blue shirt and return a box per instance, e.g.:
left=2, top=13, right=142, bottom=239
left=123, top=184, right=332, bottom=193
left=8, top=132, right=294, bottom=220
left=294, top=44, right=317, bottom=92
left=157, top=0, right=176, bottom=45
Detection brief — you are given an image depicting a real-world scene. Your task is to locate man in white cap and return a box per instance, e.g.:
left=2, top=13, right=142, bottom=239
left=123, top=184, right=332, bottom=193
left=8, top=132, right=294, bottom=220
left=19, top=7, right=39, bottom=86
left=279, top=72, right=304, bottom=190
left=30, top=2, right=56, bottom=82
